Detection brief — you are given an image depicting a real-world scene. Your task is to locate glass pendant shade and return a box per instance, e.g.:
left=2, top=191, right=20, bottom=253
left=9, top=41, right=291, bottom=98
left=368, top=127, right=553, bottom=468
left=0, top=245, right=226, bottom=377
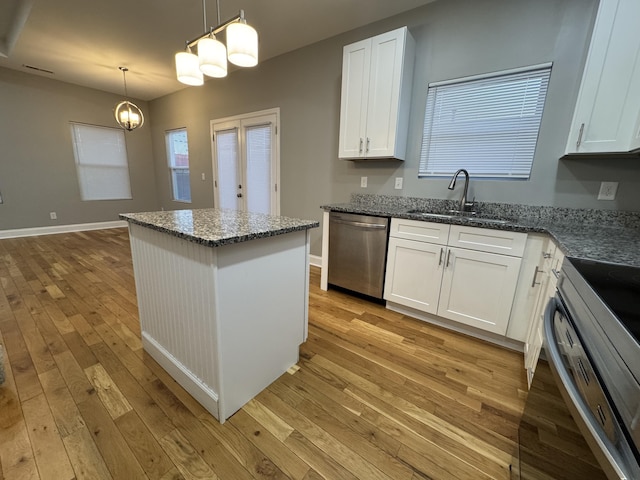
left=198, top=36, right=227, bottom=78
left=226, top=21, right=258, bottom=67
left=115, top=101, right=144, bottom=131
left=175, top=51, right=204, bottom=86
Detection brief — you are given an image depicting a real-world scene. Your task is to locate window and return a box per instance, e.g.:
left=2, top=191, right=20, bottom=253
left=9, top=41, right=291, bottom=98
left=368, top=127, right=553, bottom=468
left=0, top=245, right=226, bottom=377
left=166, top=129, right=191, bottom=202
left=70, top=123, right=132, bottom=201
left=418, top=64, right=552, bottom=179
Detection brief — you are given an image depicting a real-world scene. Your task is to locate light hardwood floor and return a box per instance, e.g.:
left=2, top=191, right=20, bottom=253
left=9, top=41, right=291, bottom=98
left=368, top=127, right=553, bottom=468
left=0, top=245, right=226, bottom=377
left=0, top=228, right=529, bottom=479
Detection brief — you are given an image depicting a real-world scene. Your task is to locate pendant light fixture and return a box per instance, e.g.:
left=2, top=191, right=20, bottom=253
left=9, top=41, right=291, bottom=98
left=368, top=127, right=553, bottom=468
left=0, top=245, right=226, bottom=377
left=175, top=0, right=258, bottom=86
left=114, top=67, right=145, bottom=131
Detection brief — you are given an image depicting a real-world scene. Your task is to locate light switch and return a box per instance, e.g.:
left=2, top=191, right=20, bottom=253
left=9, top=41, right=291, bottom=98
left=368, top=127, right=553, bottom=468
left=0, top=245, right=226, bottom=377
left=201, top=173, right=206, bottom=181
left=361, top=177, right=368, bottom=188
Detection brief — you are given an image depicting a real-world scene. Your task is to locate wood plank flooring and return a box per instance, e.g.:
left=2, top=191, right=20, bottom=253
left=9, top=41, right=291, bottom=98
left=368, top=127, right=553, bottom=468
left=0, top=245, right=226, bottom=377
left=0, top=228, right=529, bottom=479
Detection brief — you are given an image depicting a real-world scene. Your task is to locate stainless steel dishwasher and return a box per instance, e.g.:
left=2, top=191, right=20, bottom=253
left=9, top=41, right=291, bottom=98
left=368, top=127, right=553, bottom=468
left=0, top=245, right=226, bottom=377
left=328, top=212, right=390, bottom=299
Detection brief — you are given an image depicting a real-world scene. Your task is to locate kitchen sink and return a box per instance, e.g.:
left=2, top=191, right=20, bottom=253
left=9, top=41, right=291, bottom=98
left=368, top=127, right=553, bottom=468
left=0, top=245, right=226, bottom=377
left=405, top=209, right=513, bottom=225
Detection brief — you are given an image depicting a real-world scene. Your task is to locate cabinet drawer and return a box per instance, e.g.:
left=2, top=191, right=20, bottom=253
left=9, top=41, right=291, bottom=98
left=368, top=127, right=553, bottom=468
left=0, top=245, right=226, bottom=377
left=390, top=218, right=450, bottom=245
left=448, top=225, right=527, bottom=257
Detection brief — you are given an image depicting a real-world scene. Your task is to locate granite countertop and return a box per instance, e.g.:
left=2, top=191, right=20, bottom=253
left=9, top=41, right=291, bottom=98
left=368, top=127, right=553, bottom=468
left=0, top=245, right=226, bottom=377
left=322, top=195, right=640, bottom=268
left=120, top=209, right=319, bottom=247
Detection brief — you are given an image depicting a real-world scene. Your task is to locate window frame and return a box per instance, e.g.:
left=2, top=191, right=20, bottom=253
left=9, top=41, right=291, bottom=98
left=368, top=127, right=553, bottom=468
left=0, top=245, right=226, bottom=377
left=165, top=128, right=192, bottom=203
left=418, top=63, right=552, bottom=180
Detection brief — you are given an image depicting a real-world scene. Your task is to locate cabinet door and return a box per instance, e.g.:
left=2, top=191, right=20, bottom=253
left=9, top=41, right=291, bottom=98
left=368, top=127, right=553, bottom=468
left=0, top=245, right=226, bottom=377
left=384, top=237, right=444, bottom=314
left=365, top=28, right=406, bottom=158
left=524, top=268, right=550, bottom=387
left=438, top=247, right=522, bottom=335
left=524, top=242, right=563, bottom=387
left=565, top=0, right=640, bottom=154
left=338, top=38, right=371, bottom=159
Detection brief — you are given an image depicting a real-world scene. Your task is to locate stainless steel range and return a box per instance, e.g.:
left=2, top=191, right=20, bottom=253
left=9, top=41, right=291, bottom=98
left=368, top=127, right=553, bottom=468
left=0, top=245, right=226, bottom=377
left=543, top=257, right=640, bottom=479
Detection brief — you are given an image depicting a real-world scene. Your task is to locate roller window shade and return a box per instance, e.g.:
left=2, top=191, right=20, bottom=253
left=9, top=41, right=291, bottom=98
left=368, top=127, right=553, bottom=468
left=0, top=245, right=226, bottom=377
left=418, top=65, right=552, bottom=179
left=70, top=123, right=132, bottom=201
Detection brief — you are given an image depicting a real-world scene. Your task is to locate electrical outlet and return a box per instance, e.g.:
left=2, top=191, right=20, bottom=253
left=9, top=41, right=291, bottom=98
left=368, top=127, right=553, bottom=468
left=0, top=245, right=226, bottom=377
left=394, top=177, right=403, bottom=190
left=50, top=212, right=57, bottom=220
left=201, top=173, right=206, bottom=181
left=597, top=181, right=618, bottom=200
left=360, top=176, right=368, bottom=188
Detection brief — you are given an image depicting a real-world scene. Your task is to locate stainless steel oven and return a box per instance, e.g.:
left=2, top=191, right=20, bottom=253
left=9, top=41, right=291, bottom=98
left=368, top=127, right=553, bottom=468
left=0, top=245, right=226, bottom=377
left=516, top=257, right=640, bottom=479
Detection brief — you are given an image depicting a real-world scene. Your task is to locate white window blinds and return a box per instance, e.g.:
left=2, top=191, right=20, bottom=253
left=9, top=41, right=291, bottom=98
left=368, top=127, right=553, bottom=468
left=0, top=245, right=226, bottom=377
left=215, top=127, right=240, bottom=210
left=245, top=124, right=272, bottom=215
left=418, top=64, right=552, bottom=179
left=70, top=123, right=132, bottom=201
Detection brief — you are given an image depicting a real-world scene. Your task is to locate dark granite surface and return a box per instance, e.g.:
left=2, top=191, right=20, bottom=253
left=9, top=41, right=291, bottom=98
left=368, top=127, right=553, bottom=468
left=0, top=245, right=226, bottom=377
left=120, top=209, right=319, bottom=247
left=322, top=194, right=640, bottom=268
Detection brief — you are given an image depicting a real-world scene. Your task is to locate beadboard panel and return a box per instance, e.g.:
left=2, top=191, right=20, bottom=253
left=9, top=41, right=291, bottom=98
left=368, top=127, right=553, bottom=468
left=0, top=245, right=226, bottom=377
left=128, top=224, right=221, bottom=418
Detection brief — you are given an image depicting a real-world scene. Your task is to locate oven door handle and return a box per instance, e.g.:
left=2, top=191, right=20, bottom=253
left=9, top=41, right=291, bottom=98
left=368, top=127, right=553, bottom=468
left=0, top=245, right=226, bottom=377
left=543, top=297, right=631, bottom=480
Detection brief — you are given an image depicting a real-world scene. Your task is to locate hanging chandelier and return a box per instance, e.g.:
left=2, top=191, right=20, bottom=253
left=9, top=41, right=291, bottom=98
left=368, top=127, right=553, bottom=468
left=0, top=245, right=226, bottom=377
left=175, top=0, right=258, bottom=86
left=114, top=67, right=144, bottom=131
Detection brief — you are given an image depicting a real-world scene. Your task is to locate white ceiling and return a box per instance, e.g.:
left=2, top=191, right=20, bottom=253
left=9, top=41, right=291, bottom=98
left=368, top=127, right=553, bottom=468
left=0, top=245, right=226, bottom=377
left=0, top=0, right=436, bottom=101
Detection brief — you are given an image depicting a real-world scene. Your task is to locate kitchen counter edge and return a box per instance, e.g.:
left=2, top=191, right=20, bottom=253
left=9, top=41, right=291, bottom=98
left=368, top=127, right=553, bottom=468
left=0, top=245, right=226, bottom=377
left=120, top=209, right=319, bottom=248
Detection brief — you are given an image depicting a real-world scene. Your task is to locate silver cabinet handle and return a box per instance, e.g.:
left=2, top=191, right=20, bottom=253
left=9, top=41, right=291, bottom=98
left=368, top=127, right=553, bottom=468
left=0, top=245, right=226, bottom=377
left=438, top=247, right=444, bottom=266
left=359, top=138, right=363, bottom=154
left=446, top=250, right=452, bottom=268
left=531, top=265, right=542, bottom=287
left=576, top=123, right=585, bottom=148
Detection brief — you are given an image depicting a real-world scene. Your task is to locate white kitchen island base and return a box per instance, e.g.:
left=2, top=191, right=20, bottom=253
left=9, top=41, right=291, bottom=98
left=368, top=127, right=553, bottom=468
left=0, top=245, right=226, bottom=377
left=127, top=221, right=311, bottom=423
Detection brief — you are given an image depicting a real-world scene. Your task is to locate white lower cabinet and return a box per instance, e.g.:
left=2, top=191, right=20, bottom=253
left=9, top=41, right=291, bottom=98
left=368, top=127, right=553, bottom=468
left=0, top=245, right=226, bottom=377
left=523, top=242, right=564, bottom=387
left=438, top=247, right=522, bottom=335
left=385, top=237, right=444, bottom=314
left=384, top=218, right=527, bottom=337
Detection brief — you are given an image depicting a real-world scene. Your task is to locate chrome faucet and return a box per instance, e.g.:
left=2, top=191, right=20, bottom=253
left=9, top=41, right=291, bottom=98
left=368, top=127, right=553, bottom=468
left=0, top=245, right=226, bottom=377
left=448, top=169, right=475, bottom=213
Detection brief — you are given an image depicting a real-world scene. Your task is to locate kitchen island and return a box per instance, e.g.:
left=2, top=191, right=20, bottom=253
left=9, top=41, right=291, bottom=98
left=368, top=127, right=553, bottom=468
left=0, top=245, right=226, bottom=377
left=119, top=209, right=319, bottom=422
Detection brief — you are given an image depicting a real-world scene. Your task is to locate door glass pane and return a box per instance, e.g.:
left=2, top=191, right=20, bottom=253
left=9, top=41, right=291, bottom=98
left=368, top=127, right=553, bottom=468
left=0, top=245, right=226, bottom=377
left=215, top=128, right=239, bottom=210
left=245, top=124, right=272, bottom=214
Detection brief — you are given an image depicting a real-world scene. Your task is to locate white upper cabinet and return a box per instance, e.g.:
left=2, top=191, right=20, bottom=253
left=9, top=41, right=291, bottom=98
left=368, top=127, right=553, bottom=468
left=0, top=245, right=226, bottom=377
left=338, top=27, right=415, bottom=160
left=565, top=0, right=640, bottom=154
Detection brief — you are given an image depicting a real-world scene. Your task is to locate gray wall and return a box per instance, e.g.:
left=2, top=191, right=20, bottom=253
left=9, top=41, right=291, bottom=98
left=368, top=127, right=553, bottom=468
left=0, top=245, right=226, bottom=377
left=151, top=0, right=638, bottom=257
left=4, top=0, right=636, bottom=254
left=0, top=67, right=158, bottom=230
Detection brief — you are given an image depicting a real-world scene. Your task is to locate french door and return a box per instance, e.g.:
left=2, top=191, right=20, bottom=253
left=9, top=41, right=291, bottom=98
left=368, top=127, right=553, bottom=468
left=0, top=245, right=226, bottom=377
left=211, top=108, right=280, bottom=215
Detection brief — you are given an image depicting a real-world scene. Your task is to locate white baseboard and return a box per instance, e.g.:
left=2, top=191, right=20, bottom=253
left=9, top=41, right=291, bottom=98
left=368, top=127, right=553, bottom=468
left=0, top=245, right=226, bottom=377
left=142, top=332, right=220, bottom=420
left=309, top=254, right=322, bottom=268
left=0, top=220, right=128, bottom=239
